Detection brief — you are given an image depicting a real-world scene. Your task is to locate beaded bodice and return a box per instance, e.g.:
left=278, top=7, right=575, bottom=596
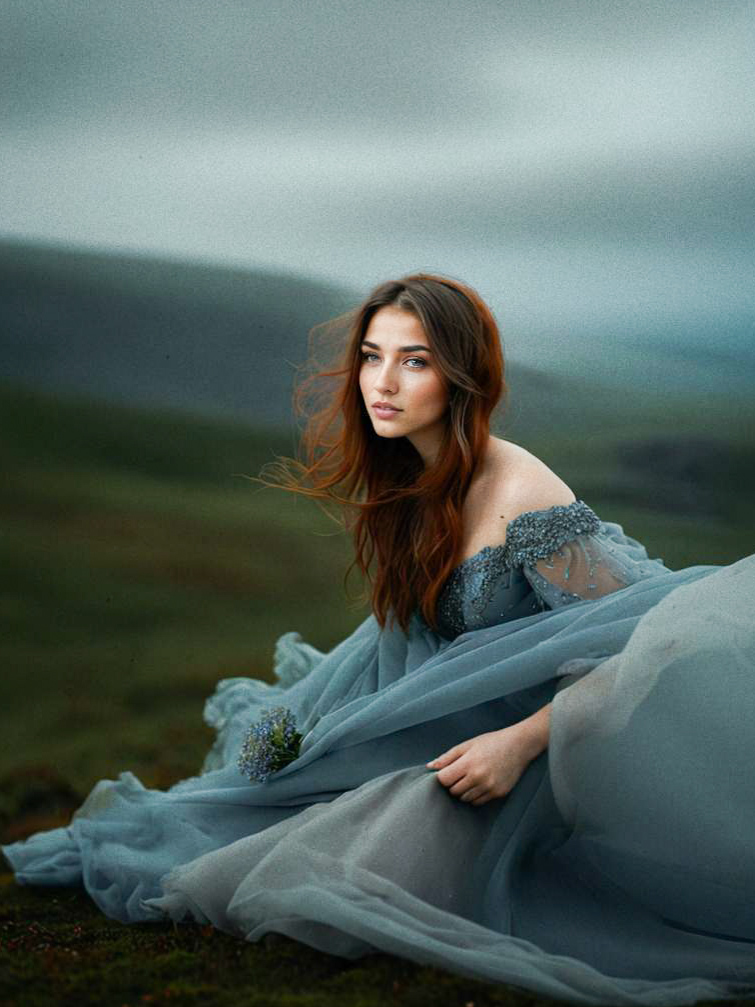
left=435, top=500, right=602, bottom=639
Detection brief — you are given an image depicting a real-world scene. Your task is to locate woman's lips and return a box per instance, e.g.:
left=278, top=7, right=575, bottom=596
left=372, top=404, right=402, bottom=420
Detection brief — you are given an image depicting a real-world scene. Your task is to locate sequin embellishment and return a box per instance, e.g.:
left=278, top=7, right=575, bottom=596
left=502, top=499, right=600, bottom=568
left=435, top=500, right=601, bottom=638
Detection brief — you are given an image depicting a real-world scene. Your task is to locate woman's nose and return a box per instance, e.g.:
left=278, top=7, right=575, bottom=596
left=375, top=362, right=399, bottom=394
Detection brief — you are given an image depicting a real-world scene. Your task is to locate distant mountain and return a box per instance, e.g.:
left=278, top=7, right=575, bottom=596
left=1, top=239, right=751, bottom=443
left=0, top=239, right=359, bottom=426
left=0, top=239, right=604, bottom=434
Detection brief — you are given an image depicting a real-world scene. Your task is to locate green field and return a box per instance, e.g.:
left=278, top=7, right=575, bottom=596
left=1, top=380, right=753, bottom=1007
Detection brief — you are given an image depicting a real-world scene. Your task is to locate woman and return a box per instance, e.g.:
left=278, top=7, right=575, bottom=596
left=4, top=274, right=755, bottom=1006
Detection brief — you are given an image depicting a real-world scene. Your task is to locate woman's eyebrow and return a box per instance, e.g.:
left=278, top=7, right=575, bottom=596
left=361, top=340, right=432, bottom=353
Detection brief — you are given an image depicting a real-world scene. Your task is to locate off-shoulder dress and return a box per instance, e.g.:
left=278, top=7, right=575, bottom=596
left=4, top=500, right=755, bottom=1006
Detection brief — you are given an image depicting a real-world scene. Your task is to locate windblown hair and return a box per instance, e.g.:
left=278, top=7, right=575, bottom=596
left=261, top=273, right=506, bottom=632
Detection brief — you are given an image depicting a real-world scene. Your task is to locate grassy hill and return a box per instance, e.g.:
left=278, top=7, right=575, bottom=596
left=0, top=383, right=369, bottom=798
left=0, top=238, right=358, bottom=426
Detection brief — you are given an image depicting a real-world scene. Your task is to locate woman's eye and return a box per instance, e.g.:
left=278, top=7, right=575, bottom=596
left=360, top=352, right=426, bottom=368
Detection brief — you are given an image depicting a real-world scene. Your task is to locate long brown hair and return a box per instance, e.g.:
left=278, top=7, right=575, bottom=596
left=261, top=272, right=505, bottom=631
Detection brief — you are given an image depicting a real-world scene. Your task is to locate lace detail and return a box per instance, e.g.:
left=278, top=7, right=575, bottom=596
left=503, top=500, right=601, bottom=568
left=436, top=500, right=601, bottom=638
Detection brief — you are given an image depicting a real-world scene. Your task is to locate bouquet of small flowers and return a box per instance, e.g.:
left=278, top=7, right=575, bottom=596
left=237, top=706, right=303, bottom=782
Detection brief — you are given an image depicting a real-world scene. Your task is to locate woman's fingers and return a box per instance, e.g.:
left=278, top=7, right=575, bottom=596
left=460, top=785, right=486, bottom=803
left=434, top=763, right=505, bottom=805
left=448, top=775, right=472, bottom=796
left=426, top=743, right=466, bottom=769
left=436, top=761, right=467, bottom=788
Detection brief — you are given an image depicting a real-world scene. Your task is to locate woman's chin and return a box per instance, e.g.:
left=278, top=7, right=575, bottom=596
left=371, top=422, right=405, bottom=438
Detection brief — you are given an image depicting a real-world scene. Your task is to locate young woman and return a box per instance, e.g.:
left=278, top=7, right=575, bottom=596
left=4, top=274, right=755, bottom=1005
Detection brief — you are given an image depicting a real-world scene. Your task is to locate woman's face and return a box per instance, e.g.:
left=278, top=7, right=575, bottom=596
left=359, top=305, right=449, bottom=465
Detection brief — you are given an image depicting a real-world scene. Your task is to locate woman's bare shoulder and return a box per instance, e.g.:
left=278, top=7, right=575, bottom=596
left=461, top=438, right=576, bottom=555
left=496, top=440, right=576, bottom=519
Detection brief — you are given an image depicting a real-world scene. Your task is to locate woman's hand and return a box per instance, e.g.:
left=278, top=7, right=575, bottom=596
left=426, top=724, right=541, bottom=806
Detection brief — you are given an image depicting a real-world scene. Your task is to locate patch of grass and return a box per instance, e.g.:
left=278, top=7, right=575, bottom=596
left=0, top=384, right=367, bottom=791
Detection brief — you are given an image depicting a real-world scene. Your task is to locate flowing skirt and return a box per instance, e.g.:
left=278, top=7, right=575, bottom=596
left=4, top=555, right=755, bottom=1005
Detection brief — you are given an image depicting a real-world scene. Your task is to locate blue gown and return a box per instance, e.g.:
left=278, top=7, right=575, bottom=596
left=4, top=500, right=755, bottom=1006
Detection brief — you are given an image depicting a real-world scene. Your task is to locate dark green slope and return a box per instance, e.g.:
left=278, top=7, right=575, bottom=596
left=0, top=238, right=359, bottom=426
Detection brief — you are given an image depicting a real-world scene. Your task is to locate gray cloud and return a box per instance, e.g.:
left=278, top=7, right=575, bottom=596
left=1, top=0, right=754, bottom=365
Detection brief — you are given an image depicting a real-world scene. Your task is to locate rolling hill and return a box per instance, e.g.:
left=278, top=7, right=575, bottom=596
left=0, top=238, right=358, bottom=426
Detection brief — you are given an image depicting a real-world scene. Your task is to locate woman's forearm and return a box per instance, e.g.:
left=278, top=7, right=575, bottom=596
left=516, top=701, right=551, bottom=760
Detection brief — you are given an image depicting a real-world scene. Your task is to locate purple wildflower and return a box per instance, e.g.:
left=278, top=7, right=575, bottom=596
left=237, top=706, right=303, bottom=782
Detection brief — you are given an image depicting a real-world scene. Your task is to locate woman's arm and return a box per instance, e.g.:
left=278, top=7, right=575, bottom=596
left=427, top=701, right=551, bottom=806
left=516, top=700, right=551, bottom=759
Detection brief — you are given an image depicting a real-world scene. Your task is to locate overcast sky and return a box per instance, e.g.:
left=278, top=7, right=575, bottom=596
left=2, top=0, right=754, bottom=364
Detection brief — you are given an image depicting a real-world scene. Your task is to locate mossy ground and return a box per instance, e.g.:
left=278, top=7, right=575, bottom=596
left=0, top=885, right=517, bottom=1007
left=2, top=869, right=556, bottom=1007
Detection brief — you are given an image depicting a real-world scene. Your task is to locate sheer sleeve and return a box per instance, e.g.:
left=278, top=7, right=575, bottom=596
left=504, top=500, right=670, bottom=611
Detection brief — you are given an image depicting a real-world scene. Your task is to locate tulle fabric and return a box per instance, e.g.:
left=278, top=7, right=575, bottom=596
left=4, top=517, right=755, bottom=1005
left=522, top=519, right=666, bottom=608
